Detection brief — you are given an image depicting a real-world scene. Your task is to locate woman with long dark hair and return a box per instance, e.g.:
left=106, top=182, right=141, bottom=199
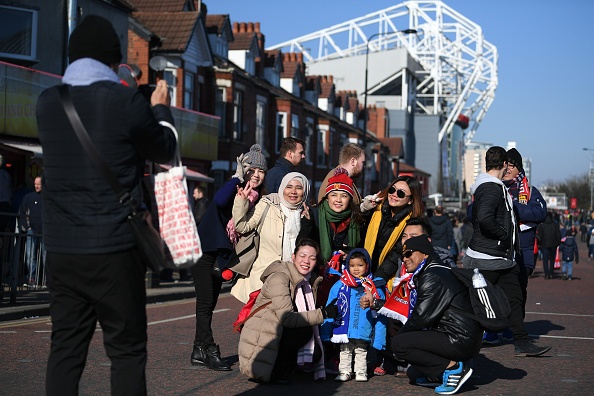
left=364, top=175, right=425, bottom=284
left=190, top=145, right=267, bottom=371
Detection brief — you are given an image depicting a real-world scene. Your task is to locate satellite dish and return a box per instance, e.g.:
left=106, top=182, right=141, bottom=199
left=149, top=56, right=168, bottom=71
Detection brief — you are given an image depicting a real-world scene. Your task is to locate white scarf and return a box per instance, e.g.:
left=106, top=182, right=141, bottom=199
left=295, top=277, right=325, bottom=380
left=275, top=172, right=310, bottom=261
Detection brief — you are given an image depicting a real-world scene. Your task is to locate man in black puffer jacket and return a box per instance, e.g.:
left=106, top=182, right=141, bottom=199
left=462, top=146, right=550, bottom=358
left=37, top=15, right=176, bottom=396
left=386, top=235, right=481, bottom=395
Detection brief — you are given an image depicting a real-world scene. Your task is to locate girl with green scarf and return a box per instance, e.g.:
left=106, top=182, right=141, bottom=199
left=317, top=173, right=363, bottom=303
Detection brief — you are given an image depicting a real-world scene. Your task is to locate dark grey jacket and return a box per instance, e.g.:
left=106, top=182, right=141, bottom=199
left=37, top=81, right=176, bottom=254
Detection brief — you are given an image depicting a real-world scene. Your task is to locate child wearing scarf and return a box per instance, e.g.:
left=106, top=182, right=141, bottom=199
left=321, top=248, right=386, bottom=382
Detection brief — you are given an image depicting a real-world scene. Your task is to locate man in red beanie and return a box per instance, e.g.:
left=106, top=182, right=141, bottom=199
left=37, top=15, right=176, bottom=396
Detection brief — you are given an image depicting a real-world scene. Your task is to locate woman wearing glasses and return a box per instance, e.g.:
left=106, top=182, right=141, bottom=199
left=363, top=176, right=425, bottom=284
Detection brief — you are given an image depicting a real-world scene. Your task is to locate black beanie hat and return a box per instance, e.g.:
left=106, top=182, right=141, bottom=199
left=506, top=148, right=523, bottom=171
left=402, top=234, right=434, bottom=256
left=68, top=15, right=122, bottom=65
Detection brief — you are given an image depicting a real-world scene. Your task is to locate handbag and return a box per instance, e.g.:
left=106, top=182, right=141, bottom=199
left=151, top=122, right=203, bottom=269
left=225, top=203, right=270, bottom=276
left=59, top=85, right=165, bottom=272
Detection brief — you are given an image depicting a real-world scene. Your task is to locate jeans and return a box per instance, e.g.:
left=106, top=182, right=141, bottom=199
left=541, top=247, right=557, bottom=277
left=24, top=230, right=45, bottom=284
left=562, top=261, right=573, bottom=278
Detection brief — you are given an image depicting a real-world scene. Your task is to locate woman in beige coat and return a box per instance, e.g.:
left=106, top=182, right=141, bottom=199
left=238, top=239, right=338, bottom=384
left=231, top=172, right=315, bottom=303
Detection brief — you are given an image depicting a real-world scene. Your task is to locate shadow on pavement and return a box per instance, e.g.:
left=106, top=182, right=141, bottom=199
left=524, top=319, right=564, bottom=335
left=472, top=353, right=528, bottom=385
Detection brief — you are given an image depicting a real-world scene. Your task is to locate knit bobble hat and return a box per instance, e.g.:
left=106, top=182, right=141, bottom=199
left=506, top=148, right=523, bottom=171
left=325, top=173, right=355, bottom=198
left=402, top=234, right=434, bottom=256
left=244, top=144, right=268, bottom=172
left=68, top=15, right=122, bottom=65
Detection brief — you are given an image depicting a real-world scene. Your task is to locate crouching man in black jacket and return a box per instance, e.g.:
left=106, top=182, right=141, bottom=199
left=365, top=235, right=482, bottom=395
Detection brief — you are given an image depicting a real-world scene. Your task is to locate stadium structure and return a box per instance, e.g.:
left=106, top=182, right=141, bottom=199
left=269, top=0, right=498, bottom=199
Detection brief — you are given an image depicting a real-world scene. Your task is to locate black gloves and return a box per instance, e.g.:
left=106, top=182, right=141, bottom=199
left=526, top=267, right=534, bottom=277
left=321, top=298, right=339, bottom=319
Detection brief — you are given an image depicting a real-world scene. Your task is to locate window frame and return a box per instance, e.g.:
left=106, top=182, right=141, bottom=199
left=0, top=6, right=38, bottom=62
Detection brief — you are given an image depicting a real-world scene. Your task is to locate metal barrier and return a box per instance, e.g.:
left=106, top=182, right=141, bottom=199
left=0, top=213, right=46, bottom=304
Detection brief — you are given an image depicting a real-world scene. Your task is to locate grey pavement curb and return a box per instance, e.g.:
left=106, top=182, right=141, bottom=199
left=0, top=282, right=230, bottom=322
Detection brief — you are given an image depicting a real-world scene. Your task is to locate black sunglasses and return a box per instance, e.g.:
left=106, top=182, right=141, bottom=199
left=403, top=249, right=414, bottom=258
left=388, top=186, right=411, bottom=199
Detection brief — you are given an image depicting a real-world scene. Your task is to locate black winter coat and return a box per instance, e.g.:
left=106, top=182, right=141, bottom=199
left=400, top=254, right=482, bottom=354
left=537, top=216, right=561, bottom=249
left=469, top=179, right=517, bottom=259
left=37, top=82, right=176, bottom=254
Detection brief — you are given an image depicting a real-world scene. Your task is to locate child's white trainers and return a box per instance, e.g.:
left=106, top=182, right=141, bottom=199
left=355, top=371, right=368, bottom=382
left=335, top=372, right=352, bottom=382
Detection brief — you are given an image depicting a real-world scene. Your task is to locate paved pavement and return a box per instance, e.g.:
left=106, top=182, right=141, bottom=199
left=0, top=276, right=200, bottom=322
left=1, top=242, right=593, bottom=395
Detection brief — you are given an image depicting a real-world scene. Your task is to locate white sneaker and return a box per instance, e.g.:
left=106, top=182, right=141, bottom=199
left=355, top=372, right=368, bottom=382
left=335, top=372, right=352, bottom=382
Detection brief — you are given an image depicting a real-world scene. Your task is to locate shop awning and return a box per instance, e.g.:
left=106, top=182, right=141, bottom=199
left=0, top=141, right=43, bottom=158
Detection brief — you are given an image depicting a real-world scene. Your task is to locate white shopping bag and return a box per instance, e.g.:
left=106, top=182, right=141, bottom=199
left=153, top=122, right=203, bottom=269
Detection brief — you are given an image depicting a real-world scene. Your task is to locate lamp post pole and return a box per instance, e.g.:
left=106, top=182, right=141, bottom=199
left=584, top=148, right=594, bottom=211
left=361, top=29, right=417, bottom=196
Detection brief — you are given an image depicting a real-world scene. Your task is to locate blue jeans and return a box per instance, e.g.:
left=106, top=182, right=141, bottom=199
left=25, top=230, right=43, bottom=283
left=562, top=261, right=573, bottom=278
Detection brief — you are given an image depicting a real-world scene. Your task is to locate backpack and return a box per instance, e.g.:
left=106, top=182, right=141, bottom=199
left=436, top=265, right=511, bottom=332
left=232, top=289, right=271, bottom=333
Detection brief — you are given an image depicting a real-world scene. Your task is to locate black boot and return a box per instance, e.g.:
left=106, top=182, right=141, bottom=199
left=191, top=344, right=206, bottom=366
left=203, top=344, right=232, bottom=371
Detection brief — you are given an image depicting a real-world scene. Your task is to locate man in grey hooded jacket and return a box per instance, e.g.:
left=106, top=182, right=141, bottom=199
left=462, top=146, right=550, bottom=358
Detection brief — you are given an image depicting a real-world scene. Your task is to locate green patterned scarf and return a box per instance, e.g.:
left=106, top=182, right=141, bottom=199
left=318, top=200, right=360, bottom=261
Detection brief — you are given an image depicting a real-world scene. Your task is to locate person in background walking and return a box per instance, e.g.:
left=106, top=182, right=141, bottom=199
left=264, top=137, right=306, bottom=192
left=0, top=154, right=13, bottom=232
left=317, top=143, right=366, bottom=206
left=37, top=15, right=176, bottom=395
left=559, top=228, right=578, bottom=280
left=588, top=223, right=594, bottom=260
left=428, top=205, right=454, bottom=251
left=192, top=185, right=209, bottom=226
left=536, top=212, right=561, bottom=279
left=19, top=176, right=44, bottom=287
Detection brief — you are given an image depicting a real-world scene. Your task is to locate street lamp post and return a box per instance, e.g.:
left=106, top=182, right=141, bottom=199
left=361, top=29, right=417, bottom=195
left=584, top=148, right=594, bottom=211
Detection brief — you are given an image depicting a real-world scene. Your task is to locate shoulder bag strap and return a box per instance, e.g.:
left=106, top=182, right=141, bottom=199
left=256, top=203, right=270, bottom=234
left=58, top=85, right=133, bottom=206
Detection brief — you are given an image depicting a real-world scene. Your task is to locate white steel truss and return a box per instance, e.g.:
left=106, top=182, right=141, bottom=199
left=269, top=0, right=497, bottom=145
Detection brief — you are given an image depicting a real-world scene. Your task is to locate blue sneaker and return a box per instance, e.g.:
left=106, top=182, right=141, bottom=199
left=502, top=328, right=513, bottom=341
left=435, top=362, right=473, bottom=395
left=482, top=331, right=499, bottom=345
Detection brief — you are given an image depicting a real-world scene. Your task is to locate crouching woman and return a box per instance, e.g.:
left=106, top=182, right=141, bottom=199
left=238, top=238, right=338, bottom=384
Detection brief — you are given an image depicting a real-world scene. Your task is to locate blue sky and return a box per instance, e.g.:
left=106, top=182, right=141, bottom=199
left=205, top=0, right=594, bottom=186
